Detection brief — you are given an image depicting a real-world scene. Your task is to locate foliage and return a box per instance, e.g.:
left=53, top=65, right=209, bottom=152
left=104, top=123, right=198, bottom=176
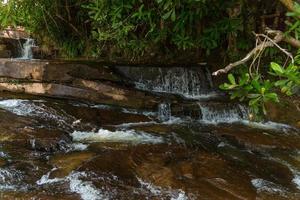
left=220, top=73, right=279, bottom=117
left=0, top=0, right=244, bottom=58
left=220, top=58, right=300, bottom=118
left=0, top=0, right=90, bottom=57
left=286, top=2, right=300, bottom=40
left=219, top=2, right=300, bottom=120
left=83, top=0, right=243, bottom=57
left=270, top=62, right=300, bottom=95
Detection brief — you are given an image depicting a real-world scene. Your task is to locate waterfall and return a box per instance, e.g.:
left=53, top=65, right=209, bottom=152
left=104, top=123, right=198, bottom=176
left=116, top=66, right=216, bottom=99
left=116, top=66, right=252, bottom=124
left=198, top=103, right=249, bottom=123
left=158, top=103, right=171, bottom=122
left=135, top=67, right=214, bottom=98
left=20, top=38, right=35, bottom=59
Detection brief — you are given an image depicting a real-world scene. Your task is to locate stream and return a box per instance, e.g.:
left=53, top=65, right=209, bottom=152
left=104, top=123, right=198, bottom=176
left=0, top=66, right=299, bottom=200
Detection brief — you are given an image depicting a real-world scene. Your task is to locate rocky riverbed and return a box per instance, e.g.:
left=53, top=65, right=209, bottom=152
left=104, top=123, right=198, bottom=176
left=0, top=61, right=299, bottom=199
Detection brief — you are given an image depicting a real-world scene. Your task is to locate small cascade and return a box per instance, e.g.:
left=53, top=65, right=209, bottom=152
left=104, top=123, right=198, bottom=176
left=158, top=103, right=171, bottom=122
left=116, top=66, right=217, bottom=99
left=199, top=103, right=249, bottom=123
left=20, top=38, right=35, bottom=59
left=0, top=99, right=77, bottom=131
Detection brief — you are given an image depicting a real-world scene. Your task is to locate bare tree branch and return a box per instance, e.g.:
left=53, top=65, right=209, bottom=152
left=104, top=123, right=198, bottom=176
left=212, top=28, right=300, bottom=76
left=256, top=33, right=294, bottom=63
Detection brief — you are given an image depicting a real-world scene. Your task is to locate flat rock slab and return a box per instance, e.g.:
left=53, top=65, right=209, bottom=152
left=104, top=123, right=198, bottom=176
left=0, top=81, right=159, bottom=109
left=0, top=59, right=119, bottom=82
left=0, top=59, right=164, bottom=110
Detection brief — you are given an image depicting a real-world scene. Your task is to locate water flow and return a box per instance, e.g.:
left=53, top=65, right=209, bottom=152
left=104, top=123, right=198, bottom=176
left=132, top=67, right=216, bottom=99
left=158, top=103, right=171, bottom=122
left=20, top=38, right=35, bottom=59
left=199, top=103, right=249, bottom=123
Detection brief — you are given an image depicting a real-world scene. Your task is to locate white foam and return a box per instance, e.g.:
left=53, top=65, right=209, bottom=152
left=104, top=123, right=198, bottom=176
left=36, top=168, right=63, bottom=185
left=0, top=168, right=26, bottom=191
left=0, top=99, right=76, bottom=130
left=0, top=152, right=8, bottom=158
left=138, top=177, right=190, bottom=199
left=251, top=178, right=284, bottom=194
left=68, top=172, right=108, bottom=200
left=171, top=191, right=189, bottom=200
left=162, top=116, right=185, bottom=125
left=37, top=170, right=107, bottom=200
left=0, top=99, right=29, bottom=115
left=71, top=143, right=89, bottom=151
left=114, top=121, right=157, bottom=128
left=71, top=129, right=163, bottom=144
left=90, top=104, right=112, bottom=110
left=292, top=175, right=300, bottom=190
left=180, top=91, right=221, bottom=100
left=241, top=121, right=296, bottom=133
left=121, top=108, right=156, bottom=117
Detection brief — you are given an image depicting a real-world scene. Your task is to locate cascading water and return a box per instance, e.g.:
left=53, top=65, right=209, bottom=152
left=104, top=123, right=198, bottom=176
left=158, top=103, right=171, bottom=122
left=116, top=65, right=250, bottom=123
left=116, top=66, right=217, bottom=99
left=19, top=38, right=35, bottom=59
left=198, top=102, right=249, bottom=123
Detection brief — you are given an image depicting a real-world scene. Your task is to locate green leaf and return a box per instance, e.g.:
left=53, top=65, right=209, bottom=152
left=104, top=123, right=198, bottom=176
left=265, top=93, right=279, bottom=102
left=247, top=94, right=260, bottom=99
left=171, top=10, right=176, bottom=21
left=251, top=79, right=261, bottom=91
left=239, top=73, right=250, bottom=85
left=249, top=97, right=261, bottom=106
left=275, top=79, right=289, bottom=87
left=228, top=74, right=236, bottom=85
left=281, top=86, right=289, bottom=93
left=260, top=87, right=266, bottom=95
left=270, top=62, right=284, bottom=74
left=162, top=10, right=172, bottom=20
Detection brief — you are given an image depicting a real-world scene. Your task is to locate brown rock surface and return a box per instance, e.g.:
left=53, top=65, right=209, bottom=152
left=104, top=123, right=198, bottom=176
left=0, top=59, right=162, bottom=110
left=0, top=59, right=119, bottom=82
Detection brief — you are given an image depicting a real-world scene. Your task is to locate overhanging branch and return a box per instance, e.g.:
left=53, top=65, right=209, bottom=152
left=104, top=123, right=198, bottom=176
left=212, top=28, right=300, bottom=76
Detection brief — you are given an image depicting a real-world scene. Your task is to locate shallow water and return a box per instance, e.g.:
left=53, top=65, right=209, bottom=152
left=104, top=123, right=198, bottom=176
left=0, top=92, right=299, bottom=200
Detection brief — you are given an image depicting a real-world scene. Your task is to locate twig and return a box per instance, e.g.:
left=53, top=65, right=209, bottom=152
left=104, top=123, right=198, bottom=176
left=256, top=33, right=294, bottom=63
left=212, top=28, right=298, bottom=76
left=212, top=38, right=278, bottom=76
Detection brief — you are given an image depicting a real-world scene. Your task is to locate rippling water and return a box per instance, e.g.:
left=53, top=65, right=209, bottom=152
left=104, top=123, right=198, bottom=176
left=0, top=92, right=299, bottom=200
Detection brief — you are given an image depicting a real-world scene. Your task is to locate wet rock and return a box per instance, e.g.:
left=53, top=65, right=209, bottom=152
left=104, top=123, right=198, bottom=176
left=72, top=79, right=160, bottom=109
left=0, top=158, right=7, bottom=167
left=266, top=96, right=300, bottom=128
left=134, top=124, right=171, bottom=135
left=78, top=150, right=140, bottom=187
left=50, top=152, right=95, bottom=178
left=0, top=50, right=10, bottom=58
left=0, top=81, right=159, bottom=109
left=0, top=59, right=119, bottom=82
left=61, top=105, right=152, bottom=127
left=130, top=145, right=257, bottom=199
left=25, top=129, right=72, bottom=152
left=171, top=102, right=201, bottom=119
left=0, top=192, right=80, bottom=200
left=213, top=124, right=300, bottom=150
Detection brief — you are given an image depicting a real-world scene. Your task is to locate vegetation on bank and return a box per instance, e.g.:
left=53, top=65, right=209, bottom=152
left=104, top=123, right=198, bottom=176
left=0, top=0, right=299, bottom=119
left=0, top=0, right=245, bottom=58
